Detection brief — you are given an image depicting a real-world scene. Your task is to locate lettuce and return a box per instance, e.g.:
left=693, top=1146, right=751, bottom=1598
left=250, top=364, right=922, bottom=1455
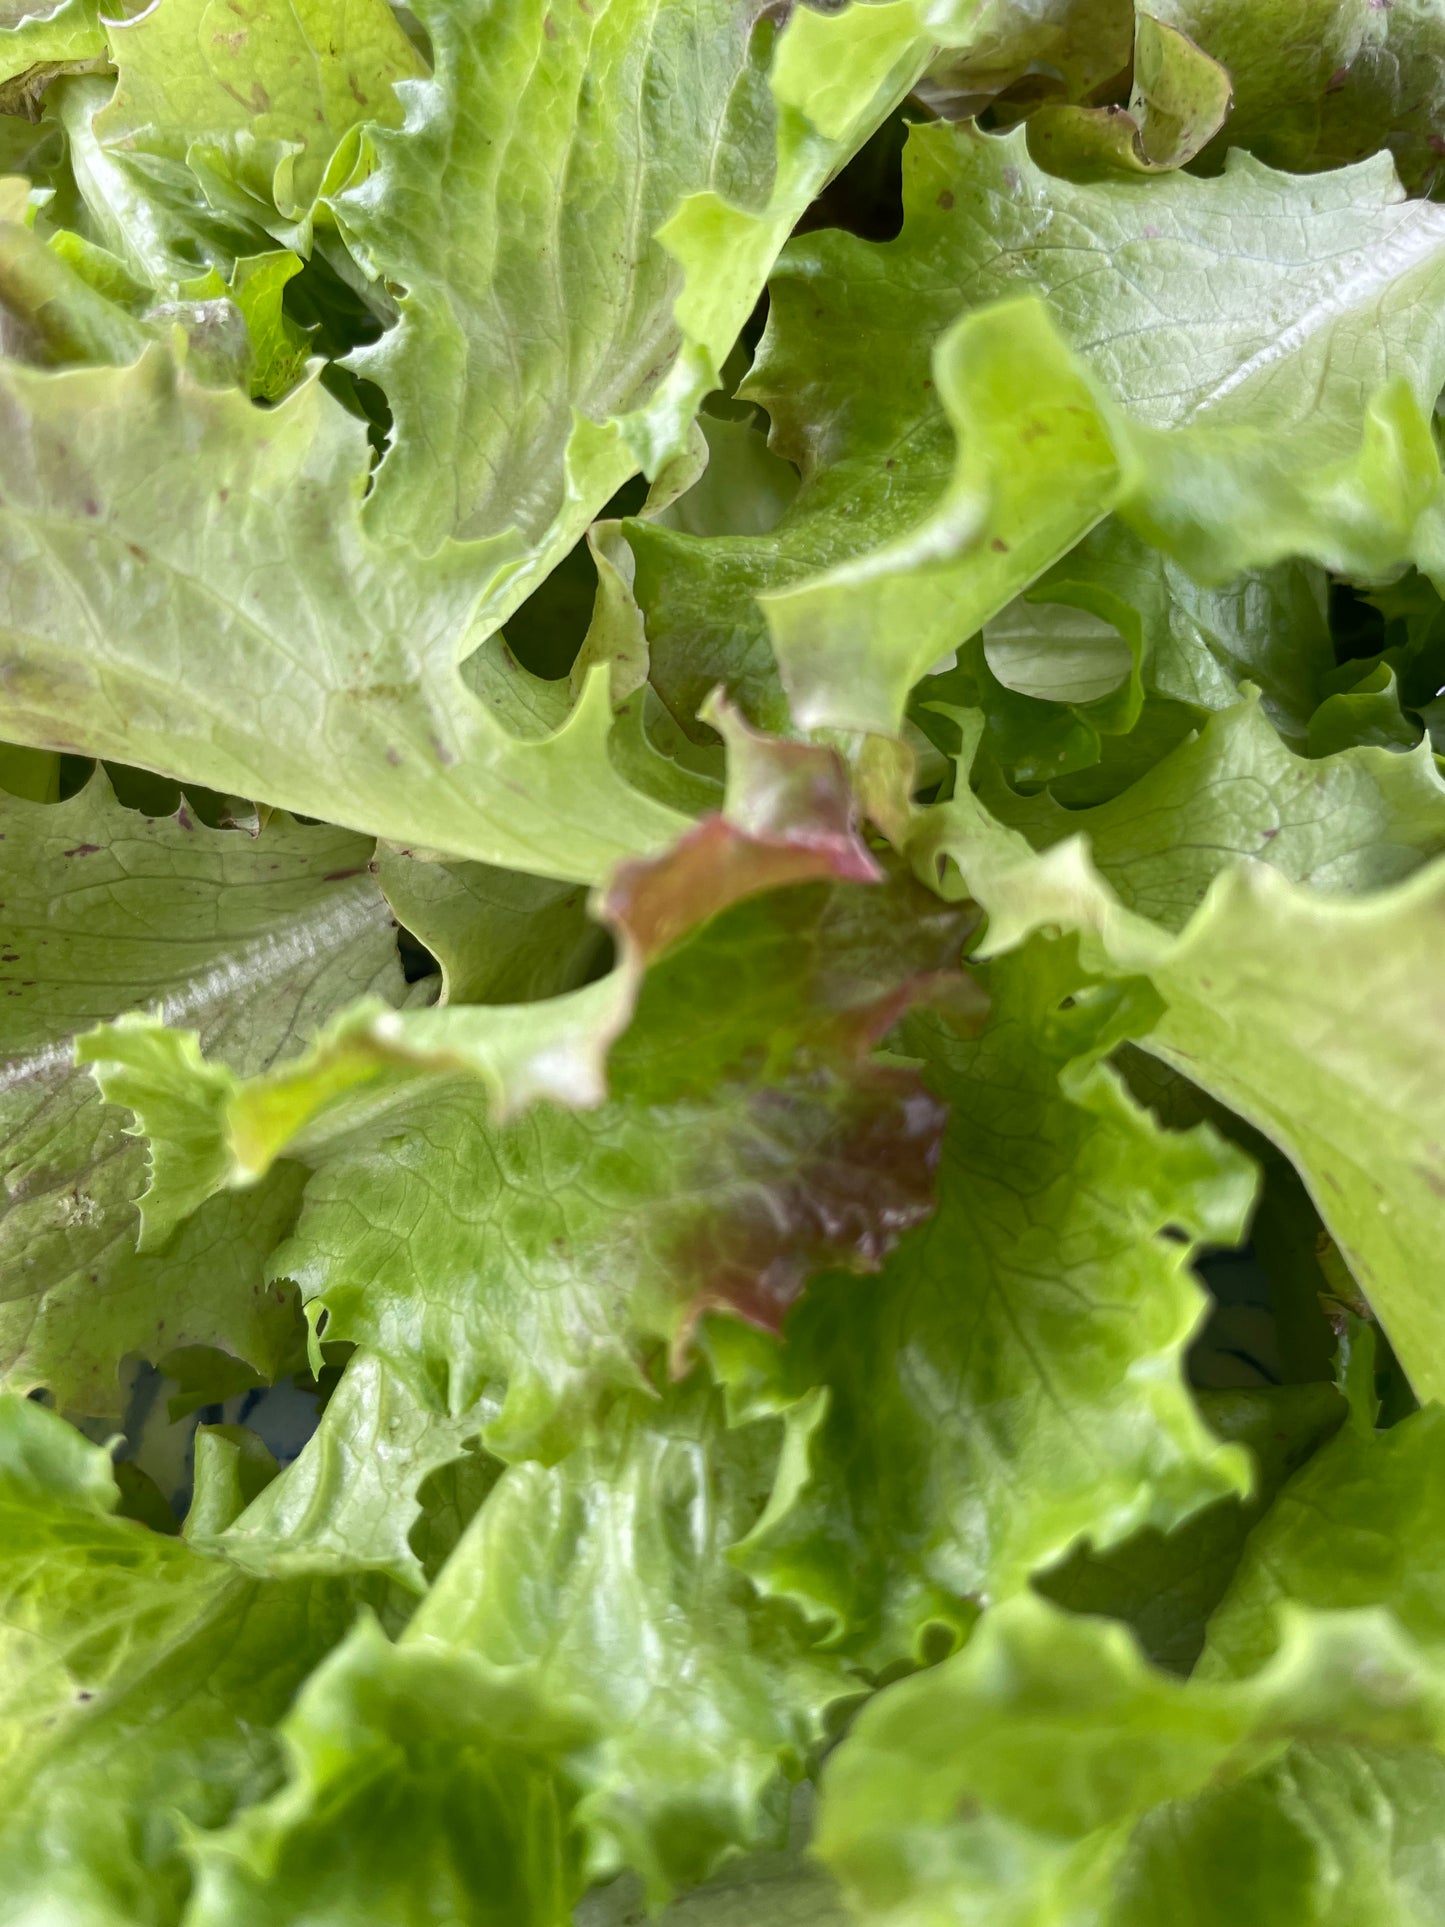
left=3, top=2, right=1445, bottom=1921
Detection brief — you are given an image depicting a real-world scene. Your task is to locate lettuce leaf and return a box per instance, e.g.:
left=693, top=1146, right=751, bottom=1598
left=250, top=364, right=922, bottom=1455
left=7, top=2, right=1445, bottom=1919
left=0, top=772, right=402, bottom=1412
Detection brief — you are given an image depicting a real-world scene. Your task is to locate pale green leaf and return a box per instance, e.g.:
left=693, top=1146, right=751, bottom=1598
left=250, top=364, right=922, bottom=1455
left=0, top=0, right=102, bottom=93
left=0, top=350, right=686, bottom=878
left=632, top=119, right=1445, bottom=740
left=1108, top=1384, right=1445, bottom=1925
left=185, top=1615, right=584, bottom=1927
left=0, top=772, right=401, bottom=1413
left=205, top=1348, right=498, bottom=1590
left=334, top=0, right=931, bottom=594
left=375, top=848, right=605, bottom=1008
left=95, top=0, right=425, bottom=236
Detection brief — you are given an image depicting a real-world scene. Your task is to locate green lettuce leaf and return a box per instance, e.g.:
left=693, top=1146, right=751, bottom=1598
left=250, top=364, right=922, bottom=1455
left=374, top=847, right=605, bottom=1007
left=914, top=698, right=1445, bottom=1404
left=333, top=0, right=932, bottom=586
left=0, top=0, right=102, bottom=92
left=816, top=1584, right=1445, bottom=1927
left=633, top=117, right=1445, bottom=740
left=1156, top=0, right=1445, bottom=191
left=1003, top=520, right=1336, bottom=754
left=1038, top=1382, right=1345, bottom=1674
left=0, top=1391, right=381, bottom=1924
left=185, top=1613, right=584, bottom=1927
left=576, top=1791, right=847, bottom=1927
left=1107, top=1364, right=1445, bottom=1924
left=0, top=6, right=945, bottom=870
left=200, top=1348, right=499, bottom=1590
left=0, top=349, right=689, bottom=878
left=0, top=771, right=402, bottom=1413
left=400, top=1373, right=849, bottom=1897
left=186, top=1371, right=861, bottom=1916
left=1025, top=12, right=1233, bottom=179
left=916, top=0, right=1134, bottom=117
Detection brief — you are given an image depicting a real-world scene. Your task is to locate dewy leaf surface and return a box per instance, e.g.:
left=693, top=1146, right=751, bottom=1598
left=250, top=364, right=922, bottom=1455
left=0, top=771, right=402, bottom=1413
left=0, top=1392, right=381, bottom=1925
left=722, top=938, right=1254, bottom=1669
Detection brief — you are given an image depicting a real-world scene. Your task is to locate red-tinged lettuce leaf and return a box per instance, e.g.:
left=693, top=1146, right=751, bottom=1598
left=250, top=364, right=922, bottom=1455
left=0, top=772, right=404, bottom=1415
left=76, top=702, right=893, bottom=1235
left=83, top=718, right=975, bottom=1467
left=255, top=857, right=970, bottom=1462
left=712, top=936, right=1255, bottom=1671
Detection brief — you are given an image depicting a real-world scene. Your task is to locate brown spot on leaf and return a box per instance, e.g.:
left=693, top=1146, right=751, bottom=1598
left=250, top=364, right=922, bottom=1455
left=937, top=190, right=954, bottom=210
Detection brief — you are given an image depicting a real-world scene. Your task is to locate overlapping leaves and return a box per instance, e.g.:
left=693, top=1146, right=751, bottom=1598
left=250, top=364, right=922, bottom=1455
left=6, top=1, right=1445, bottom=1923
